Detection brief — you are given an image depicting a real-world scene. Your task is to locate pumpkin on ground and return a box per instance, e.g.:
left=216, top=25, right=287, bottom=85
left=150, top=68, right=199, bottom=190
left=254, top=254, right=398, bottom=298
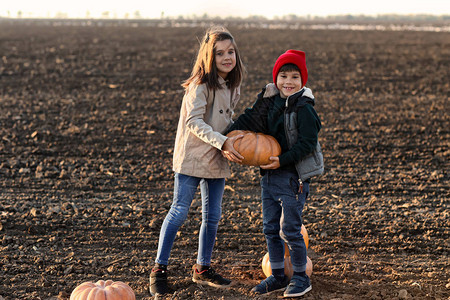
left=70, top=280, right=135, bottom=300
left=262, top=224, right=312, bottom=279
left=226, top=130, right=281, bottom=166
left=262, top=253, right=313, bottom=279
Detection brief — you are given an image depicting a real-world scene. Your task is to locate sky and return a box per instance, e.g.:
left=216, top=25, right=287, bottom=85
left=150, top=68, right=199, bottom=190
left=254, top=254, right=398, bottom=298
left=1, top=0, right=448, bottom=19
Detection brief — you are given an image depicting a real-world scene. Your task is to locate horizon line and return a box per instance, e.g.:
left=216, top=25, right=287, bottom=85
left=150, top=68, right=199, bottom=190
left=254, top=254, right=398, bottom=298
left=1, top=12, right=449, bottom=20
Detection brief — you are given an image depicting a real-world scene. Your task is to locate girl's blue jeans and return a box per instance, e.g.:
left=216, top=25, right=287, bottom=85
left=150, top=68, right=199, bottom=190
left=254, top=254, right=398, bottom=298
left=261, top=169, right=310, bottom=273
left=155, top=173, right=225, bottom=266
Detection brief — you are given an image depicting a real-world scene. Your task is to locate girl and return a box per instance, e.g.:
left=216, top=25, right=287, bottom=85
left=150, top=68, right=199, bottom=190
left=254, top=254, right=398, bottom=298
left=149, top=26, right=245, bottom=296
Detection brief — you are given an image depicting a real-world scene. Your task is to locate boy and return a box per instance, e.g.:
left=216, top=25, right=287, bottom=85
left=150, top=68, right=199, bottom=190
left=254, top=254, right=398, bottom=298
left=224, top=50, right=323, bottom=297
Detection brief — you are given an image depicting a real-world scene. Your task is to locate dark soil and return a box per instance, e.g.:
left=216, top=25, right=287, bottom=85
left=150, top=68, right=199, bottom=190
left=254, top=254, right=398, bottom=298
left=0, top=20, right=449, bottom=299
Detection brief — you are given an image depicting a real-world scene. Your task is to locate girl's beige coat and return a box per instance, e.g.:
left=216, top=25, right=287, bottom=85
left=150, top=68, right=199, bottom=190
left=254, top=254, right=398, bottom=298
left=173, top=76, right=240, bottom=178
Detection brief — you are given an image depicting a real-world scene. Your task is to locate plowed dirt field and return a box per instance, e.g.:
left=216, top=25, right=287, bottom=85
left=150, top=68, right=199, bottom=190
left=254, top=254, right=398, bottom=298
left=0, top=20, right=448, bottom=299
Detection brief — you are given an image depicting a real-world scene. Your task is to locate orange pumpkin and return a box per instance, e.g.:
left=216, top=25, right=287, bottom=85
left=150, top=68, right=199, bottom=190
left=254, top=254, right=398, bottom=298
left=226, top=130, right=281, bottom=166
left=70, top=280, right=135, bottom=300
left=262, top=253, right=313, bottom=279
left=262, top=224, right=312, bottom=279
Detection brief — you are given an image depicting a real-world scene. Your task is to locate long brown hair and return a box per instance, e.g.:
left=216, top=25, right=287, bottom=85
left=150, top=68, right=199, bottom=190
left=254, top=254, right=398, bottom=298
left=182, top=26, right=245, bottom=91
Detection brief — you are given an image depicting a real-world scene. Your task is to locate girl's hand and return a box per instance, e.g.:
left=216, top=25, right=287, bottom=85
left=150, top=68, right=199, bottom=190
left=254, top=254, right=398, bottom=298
left=260, top=156, right=280, bottom=169
left=222, top=135, right=244, bottom=163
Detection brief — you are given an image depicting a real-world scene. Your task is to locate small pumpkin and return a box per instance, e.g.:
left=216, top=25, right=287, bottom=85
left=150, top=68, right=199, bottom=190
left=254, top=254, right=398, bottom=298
left=262, top=224, right=312, bottom=279
left=262, top=253, right=313, bottom=279
left=70, top=280, right=135, bottom=300
left=226, top=130, right=281, bottom=166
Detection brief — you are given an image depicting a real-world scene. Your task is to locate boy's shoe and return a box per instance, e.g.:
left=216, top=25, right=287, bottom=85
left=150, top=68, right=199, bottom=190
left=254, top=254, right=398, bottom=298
left=252, top=275, right=289, bottom=294
left=283, top=274, right=311, bottom=297
left=149, top=267, right=169, bottom=296
left=192, top=266, right=232, bottom=288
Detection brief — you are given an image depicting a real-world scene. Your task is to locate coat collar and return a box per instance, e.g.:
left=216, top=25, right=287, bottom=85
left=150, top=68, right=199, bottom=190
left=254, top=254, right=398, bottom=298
left=263, top=83, right=314, bottom=101
left=218, top=75, right=227, bottom=86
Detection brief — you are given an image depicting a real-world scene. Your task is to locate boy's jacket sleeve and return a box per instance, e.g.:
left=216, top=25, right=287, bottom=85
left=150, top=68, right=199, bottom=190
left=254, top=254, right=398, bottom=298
left=226, top=88, right=270, bottom=134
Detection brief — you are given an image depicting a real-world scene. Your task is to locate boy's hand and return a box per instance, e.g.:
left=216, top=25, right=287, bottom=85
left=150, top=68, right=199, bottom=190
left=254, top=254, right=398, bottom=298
left=260, top=156, right=280, bottom=169
left=222, top=135, right=244, bottom=163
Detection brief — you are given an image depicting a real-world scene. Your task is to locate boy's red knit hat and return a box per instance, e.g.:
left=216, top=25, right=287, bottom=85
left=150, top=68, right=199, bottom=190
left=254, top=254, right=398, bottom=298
left=272, top=50, right=308, bottom=87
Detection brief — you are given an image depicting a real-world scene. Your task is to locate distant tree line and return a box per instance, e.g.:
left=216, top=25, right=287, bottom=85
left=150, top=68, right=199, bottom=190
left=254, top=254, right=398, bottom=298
left=178, top=13, right=449, bottom=22
left=2, top=10, right=449, bottom=21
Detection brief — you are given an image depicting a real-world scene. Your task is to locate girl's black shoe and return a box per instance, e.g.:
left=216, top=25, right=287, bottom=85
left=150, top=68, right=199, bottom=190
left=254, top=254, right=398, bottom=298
left=149, top=267, right=169, bottom=296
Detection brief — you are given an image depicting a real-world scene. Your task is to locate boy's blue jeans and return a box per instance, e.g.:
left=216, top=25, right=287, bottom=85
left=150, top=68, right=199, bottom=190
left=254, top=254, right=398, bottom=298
left=155, top=173, right=225, bottom=266
left=261, top=169, right=310, bottom=273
